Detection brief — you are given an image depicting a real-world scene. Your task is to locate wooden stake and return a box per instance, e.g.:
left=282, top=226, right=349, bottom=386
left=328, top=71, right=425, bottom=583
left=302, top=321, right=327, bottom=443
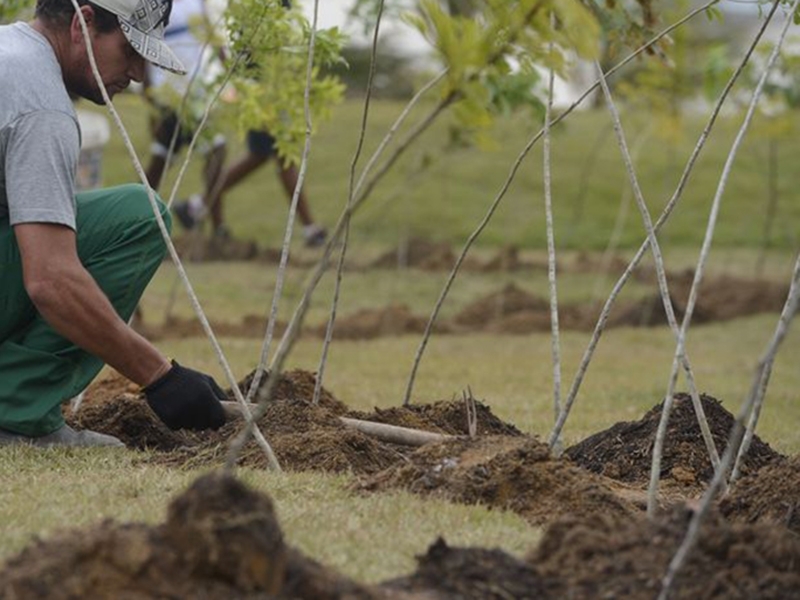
left=220, top=402, right=452, bottom=447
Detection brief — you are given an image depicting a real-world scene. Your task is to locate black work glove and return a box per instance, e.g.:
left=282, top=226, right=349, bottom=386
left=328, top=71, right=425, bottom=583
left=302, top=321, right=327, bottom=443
left=143, top=360, right=227, bottom=431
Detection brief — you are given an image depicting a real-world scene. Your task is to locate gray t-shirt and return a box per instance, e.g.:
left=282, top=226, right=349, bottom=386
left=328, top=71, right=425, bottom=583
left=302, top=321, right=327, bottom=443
left=0, top=22, right=80, bottom=230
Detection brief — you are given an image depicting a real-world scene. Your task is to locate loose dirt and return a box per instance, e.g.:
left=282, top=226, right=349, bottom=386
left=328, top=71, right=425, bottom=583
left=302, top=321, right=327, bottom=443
left=565, top=393, right=782, bottom=488
left=5, top=472, right=799, bottom=599
left=0, top=473, right=387, bottom=600
left=719, top=454, right=800, bottom=535
left=69, top=370, right=530, bottom=479
left=528, top=506, right=800, bottom=599
left=359, top=436, right=639, bottom=526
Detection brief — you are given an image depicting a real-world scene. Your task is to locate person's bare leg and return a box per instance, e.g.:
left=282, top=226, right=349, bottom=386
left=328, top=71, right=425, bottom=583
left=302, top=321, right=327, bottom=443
left=277, top=161, right=313, bottom=226
left=144, top=155, right=166, bottom=190
left=207, top=151, right=269, bottom=231
left=203, top=143, right=227, bottom=196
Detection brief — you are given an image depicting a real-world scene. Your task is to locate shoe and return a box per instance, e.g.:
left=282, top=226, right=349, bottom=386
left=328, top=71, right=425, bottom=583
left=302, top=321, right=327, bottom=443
left=213, top=224, right=232, bottom=241
left=303, top=225, right=327, bottom=248
left=0, top=424, right=125, bottom=448
left=173, top=194, right=206, bottom=231
left=173, top=200, right=197, bottom=230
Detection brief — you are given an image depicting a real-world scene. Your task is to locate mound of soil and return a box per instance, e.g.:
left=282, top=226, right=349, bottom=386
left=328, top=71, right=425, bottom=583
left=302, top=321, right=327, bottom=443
left=6, top=471, right=800, bottom=600
left=69, top=370, right=523, bottom=481
left=348, top=398, right=524, bottom=437
left=360, top=436, right=638, bottom=525
left=613, top=270, right=790, bottom=327
left=719, top=454, right=799, bottom=535
left=384, top=538, right=553, bottom=599
left=453, top=283, right=549, bottom=329
left=529, top=507, right=800, bottom=599
left=318, top=304, right=447, bottom=340
left=174, top=232, right=261, bottom=261
left=135, top=314, right=286, bottom=342
left=565, top=393, right=782, bottom=487
left=69, top=370, right=403, bottom=475
left=370, top=237, right=461, bottom=271
left=233, top=368, right=349, bottom=414
left=0, top=473, right=386, bottom=600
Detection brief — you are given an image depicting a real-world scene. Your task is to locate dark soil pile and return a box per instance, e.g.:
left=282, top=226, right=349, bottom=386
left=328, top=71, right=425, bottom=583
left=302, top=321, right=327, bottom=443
left=0, top=473, right=389, bottom=600
left=233, top=368, right=349, bottom=414
left=359, top=436, right=638, bottom=525
left=719, top=454, right=799, bottom=535
left=529, top=507, right=800, bottom=599
left=384, top=538, right=554, bottom=599
left=565, top=393, right=782, bottom=487
left=348, top=398, right=524, bottom=437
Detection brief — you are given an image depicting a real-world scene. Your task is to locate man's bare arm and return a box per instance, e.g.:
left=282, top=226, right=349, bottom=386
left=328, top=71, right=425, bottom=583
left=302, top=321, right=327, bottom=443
left=14, top=222, right=171, bottom=387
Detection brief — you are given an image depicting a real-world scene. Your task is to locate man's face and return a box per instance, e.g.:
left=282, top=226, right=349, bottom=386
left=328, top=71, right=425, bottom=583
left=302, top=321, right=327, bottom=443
left=67, top=6, right=146, bottom=105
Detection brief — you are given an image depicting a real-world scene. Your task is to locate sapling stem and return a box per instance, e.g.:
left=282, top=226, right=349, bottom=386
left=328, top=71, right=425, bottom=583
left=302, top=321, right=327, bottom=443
left=69, top=0, right=279, bottom=470
left=313, top=0, right=386, bottom=405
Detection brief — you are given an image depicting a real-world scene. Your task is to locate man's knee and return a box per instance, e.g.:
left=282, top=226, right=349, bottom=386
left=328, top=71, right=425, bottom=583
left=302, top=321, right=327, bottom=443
left=124, top=183, right=173, bottom=235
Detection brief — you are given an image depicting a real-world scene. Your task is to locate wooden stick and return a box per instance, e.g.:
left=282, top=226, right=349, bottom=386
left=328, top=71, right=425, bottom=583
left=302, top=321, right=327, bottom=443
left=220, top=402, right=452, bottom=447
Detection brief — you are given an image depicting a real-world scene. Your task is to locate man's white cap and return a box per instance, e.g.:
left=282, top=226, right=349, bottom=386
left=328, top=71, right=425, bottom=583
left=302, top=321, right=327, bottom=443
left=90, top=0, right=186, bottom=74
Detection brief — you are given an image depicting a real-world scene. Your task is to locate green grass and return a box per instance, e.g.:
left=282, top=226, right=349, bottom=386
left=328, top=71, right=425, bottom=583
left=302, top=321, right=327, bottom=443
left=0, top=448, right=538, bottom=583
left=92, top=93, right=800, bottom=251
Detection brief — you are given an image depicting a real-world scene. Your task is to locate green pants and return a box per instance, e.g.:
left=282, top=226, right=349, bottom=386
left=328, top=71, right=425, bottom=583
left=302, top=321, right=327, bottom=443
left=0, top=184, right=171, bottom=436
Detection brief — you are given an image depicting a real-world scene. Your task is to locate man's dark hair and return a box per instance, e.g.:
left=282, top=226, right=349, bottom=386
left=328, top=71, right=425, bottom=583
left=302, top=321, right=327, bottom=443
left=35, top=0, right=119, bottom=32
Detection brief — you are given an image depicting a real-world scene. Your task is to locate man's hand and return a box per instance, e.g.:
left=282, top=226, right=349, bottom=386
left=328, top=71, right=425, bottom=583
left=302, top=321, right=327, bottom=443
left=143, top=361, right=227, bottom=430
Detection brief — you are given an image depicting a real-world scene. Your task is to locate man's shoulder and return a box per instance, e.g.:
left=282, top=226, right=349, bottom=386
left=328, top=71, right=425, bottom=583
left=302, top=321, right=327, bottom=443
left=0, top=23, right=75, bottom=129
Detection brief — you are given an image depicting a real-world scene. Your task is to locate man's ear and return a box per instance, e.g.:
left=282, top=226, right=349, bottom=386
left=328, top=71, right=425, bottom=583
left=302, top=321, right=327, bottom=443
left=70, top=4, right=96, bottom=45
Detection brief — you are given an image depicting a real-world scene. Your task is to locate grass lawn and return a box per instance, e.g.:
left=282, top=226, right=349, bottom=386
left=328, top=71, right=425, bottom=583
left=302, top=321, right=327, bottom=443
left=3, top=92, right=799, bottom=582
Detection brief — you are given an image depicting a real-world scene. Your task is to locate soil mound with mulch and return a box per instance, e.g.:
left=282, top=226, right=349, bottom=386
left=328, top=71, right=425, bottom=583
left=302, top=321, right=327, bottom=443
left=719, top=454, right=799, bottom=535
left=528, top=506, right=800, bottom=599
left=565, top=393, right=782, bottom=487
left=359, top=436, right=638, bottom=526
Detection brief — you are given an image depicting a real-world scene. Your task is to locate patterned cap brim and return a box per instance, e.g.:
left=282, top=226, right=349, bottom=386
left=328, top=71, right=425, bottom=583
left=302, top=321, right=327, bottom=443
left=119, top=19, right=187, bottom=75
